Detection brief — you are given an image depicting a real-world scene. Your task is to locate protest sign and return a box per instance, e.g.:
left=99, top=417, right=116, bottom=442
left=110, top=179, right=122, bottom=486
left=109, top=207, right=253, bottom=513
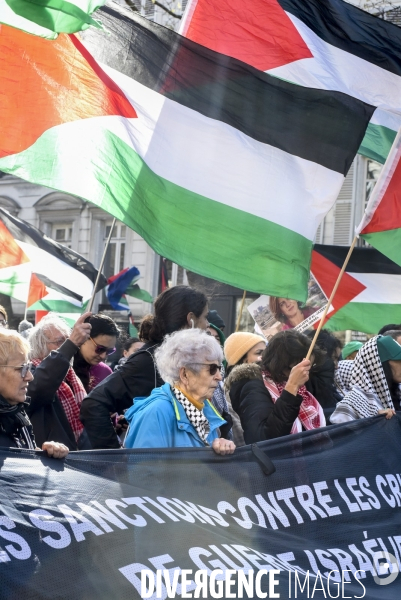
left=247, top=274, right=333, bottom=339
left=0, top=416, right=400, bottom=599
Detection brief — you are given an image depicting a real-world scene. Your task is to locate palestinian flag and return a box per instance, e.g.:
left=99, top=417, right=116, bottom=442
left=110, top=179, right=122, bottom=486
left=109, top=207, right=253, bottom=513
left=312, top=244, right=401, bottom=333
left=0, top=207, right=106, bottom=313
left=356, top=130, right=401, bottom=266
left=0, top=5, right=374, bottom=301
left=180, top=0, right=401, bottom=165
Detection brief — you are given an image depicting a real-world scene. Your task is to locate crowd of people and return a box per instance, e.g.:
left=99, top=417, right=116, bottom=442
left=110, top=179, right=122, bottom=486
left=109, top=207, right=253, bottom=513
left=0, top=289, right=399, bottom=460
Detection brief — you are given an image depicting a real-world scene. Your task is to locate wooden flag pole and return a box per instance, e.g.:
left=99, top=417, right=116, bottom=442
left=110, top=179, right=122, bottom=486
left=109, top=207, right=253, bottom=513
left=305, top=235, right=358, bottom=361
left=235, top=290, right=247, bottom=332
left=87, top=217, right=116, bottom=313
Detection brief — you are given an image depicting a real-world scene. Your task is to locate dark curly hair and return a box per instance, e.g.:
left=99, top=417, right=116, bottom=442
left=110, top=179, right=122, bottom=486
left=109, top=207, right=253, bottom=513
left=139, top=286, right=208, bottom=343
left=261, top=330, right=323, bottom=383
left=305, top=329, right=342, bottom=361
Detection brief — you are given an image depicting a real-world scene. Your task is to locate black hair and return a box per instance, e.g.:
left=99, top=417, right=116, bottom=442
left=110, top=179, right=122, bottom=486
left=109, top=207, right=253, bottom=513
left=139, top=286, right=207, bottom=343
left=261, top=330, right=324, bottom=383
left=87, top=313, right=120, bottom=339
left=378, top=324, right=401, bottom=335
left=123, top=337, right=141, bottom=352
left=305, top=329, right=342, bottom=361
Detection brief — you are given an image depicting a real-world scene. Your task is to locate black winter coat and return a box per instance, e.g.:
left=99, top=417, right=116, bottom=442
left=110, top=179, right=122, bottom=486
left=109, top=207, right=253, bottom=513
left=225, top=363, right=302, bottom=444
left=27, top=339, right=80, bottom=451
left=80, top=342, right=163, bottom=449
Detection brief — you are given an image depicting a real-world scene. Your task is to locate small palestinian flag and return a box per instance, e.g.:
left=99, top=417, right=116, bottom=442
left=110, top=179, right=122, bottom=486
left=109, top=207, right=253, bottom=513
left=180, top=0, right=401, bottom=165
left=356, top=131, right=401, bottom=267
left=312, top=244, right=401, bottom=334
left=0, top=4, right=374, bottom=300
left=0, top=207, right=106, bottom=313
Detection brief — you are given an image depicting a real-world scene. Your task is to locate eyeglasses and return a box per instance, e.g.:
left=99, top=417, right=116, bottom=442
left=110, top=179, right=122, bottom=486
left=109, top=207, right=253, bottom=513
left=46, top=336, right=67, bottom=346
left=191, top=363, right=222, bottom=375
left=89, top=337, right=116, bottom=356
left=0, top=362, right=33, bottom=378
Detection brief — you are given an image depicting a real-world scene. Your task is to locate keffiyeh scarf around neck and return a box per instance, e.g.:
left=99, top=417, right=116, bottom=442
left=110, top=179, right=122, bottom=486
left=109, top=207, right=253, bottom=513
left=31, top=358, right=86, bottom=441
left=262, top=371, right=325, bottom=433
left=172, top=387, right=210, bottom=445
left=335, top=360, right=354, bottom=396
left=331, top=336, right=394, bottom=423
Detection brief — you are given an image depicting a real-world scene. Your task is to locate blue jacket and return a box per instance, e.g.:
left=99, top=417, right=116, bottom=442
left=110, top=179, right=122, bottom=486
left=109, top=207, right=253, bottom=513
left=124, top=383, right=227, bottom=449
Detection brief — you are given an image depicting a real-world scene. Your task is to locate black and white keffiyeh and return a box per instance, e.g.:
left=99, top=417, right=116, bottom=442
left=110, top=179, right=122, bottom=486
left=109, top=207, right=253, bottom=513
left=334, top=360, right=354, bottom=396
left=331, top=337, right=394, bottom=423
left=173, top=387, right=210, bottom=445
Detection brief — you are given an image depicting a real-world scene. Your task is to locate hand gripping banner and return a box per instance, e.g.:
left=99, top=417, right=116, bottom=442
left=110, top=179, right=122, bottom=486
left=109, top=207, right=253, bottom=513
left=1, top=416, right=401, bottom=599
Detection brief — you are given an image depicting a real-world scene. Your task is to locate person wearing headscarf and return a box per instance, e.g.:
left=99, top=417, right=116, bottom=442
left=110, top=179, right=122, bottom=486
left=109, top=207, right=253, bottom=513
left=330, top=336, right=399, bottom=423
left=341, top=341, right=363, bottom=361
left=334, top=360, right=355, bottom=396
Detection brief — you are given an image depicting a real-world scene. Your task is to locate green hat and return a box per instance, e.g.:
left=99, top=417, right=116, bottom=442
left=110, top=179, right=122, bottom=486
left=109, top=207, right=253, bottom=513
left=377, top=335, right=401, bottom=362
left=342, top=341, right=363, bottom=360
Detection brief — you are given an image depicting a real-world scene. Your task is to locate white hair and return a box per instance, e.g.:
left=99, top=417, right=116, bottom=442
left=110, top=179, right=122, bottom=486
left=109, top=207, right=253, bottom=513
left=28, top=313, right=71, bottom=360
left=155, top=328, right=223, bottom=385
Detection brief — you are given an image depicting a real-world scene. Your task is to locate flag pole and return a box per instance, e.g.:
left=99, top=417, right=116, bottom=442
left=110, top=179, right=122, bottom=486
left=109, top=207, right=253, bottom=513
left=235, top=290, right=247, bottom=332
left=87, top=217, right=116, bottom=313
left=306, top=236, right=358, bottom=360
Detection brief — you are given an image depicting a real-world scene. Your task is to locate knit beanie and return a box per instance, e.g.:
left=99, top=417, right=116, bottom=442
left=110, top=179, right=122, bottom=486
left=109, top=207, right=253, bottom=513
left=224, top=332, right=265, bottom=366
left=341, top=341, right=363, bottom=360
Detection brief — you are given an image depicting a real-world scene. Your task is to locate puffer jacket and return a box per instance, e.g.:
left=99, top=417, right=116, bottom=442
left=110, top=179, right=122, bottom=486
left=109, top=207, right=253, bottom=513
left=225, top=363, right=303, bottom=444
left=124, top=383, right=227, bottom=449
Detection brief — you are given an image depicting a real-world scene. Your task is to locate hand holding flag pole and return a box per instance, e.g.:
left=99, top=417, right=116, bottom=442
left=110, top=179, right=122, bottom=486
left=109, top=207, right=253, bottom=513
left=306, top=236, right=358, bottom=360
left=306, top=127, right=401, bottom=359
left=87, top=217, right=116, bottom=313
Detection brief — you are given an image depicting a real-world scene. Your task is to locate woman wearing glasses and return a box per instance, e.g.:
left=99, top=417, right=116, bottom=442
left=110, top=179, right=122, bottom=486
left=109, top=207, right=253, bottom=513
left=0, top=329, right=68, bottom=457
left=124, top=328, right=235, bottom=453
left=73, top=314, right=120, bottom=393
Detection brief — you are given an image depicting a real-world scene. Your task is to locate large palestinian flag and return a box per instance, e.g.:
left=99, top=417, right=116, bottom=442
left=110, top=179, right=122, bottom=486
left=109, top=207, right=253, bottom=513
left=0, top=4, right=374, bottom=301
left=180, top=0, right=401, bottom=165
left=312, top=244, right=401, bottom=333
left=0, top=208, right=106, bottom=314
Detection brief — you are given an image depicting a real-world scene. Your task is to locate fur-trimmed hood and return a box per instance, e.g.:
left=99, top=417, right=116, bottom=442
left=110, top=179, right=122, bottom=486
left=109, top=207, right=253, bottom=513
left=224, top=362, right=263, bottom=391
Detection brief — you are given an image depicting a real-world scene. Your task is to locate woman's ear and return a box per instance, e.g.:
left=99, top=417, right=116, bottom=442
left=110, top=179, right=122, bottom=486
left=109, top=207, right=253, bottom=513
left=186, top=312, right=195, bottom=328
left=179, top=366, right=188, bottom=385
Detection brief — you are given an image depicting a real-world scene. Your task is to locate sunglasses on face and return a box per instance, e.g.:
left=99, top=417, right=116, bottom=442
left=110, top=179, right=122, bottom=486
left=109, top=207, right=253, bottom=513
left=0, top=362, right=33, bottom=378
left=191, top=363, right=222, bottom=375
left=89, top=337, right=116, bottom=356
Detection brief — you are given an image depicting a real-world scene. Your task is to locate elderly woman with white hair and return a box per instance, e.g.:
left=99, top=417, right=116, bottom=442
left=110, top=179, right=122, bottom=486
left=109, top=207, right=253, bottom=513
left=27, top=312, right=91, bottom=450
left=124, top=329, right=235, bottom=454
left=0, top=329, right=68, bottom=457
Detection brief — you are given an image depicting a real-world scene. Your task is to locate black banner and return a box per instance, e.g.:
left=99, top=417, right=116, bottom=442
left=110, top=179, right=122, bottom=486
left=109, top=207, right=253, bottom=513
left=1, top=416, right=401, bottom=599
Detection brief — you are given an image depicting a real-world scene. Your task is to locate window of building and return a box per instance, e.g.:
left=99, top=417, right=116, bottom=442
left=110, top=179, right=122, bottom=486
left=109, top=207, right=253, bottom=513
left=52, top=223, right=73, bottom=247
left=365, top=158, right=382, bottom=209
left=103, top=221, right=126, bottom=279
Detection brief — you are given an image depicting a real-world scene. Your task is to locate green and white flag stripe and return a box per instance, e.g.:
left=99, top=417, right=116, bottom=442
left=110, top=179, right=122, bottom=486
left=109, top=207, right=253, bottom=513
left=0, top=4, right=374, bottom=300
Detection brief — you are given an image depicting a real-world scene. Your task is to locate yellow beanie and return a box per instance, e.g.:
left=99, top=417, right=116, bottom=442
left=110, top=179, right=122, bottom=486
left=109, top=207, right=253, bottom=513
left=224, top=332, right=265, bottom=366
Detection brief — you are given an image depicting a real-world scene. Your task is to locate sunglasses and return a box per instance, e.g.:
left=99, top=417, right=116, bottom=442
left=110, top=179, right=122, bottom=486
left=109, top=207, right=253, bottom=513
left=0, top=362, right=33, bottom=378
left=89, top=337, right=116, bottom=356
left=191, top=363, right=222, bottom=375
